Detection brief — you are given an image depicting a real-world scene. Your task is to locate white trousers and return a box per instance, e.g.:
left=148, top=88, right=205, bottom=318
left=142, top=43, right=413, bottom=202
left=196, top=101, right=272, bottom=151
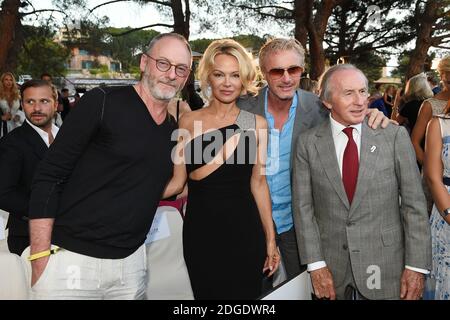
left=30, top=244, right=147, bottom=300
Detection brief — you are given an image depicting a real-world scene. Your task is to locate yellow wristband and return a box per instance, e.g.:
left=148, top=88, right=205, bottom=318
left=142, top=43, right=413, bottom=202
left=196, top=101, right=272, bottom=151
left=28, top=247, right=60, bottom=261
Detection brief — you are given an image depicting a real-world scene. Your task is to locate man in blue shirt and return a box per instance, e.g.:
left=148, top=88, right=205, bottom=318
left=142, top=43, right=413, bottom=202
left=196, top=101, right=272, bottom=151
left=369, top=97, right=388, bottom=117
left=238, top=38, right=389, bottom=290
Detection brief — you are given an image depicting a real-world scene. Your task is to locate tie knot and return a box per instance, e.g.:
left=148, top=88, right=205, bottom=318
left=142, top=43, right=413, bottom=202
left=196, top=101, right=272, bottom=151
left=343, top=127, right=354, bottom=139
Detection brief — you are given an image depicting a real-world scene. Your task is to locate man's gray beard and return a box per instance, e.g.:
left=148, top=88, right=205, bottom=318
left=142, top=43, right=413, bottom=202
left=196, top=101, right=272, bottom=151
left=146, top=75, right=179, bottom=101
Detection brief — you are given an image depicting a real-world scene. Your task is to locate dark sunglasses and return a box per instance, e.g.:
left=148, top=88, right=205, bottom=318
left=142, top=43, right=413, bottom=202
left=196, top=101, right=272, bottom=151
left=268, top=66, right=303, bottom=80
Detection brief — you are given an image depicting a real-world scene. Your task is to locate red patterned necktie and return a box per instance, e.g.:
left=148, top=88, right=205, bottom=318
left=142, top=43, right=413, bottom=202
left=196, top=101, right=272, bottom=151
left=342, top=127, right=359, bottom=204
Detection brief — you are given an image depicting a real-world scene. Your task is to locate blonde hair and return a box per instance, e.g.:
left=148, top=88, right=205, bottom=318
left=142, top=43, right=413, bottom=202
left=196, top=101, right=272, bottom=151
left=437, top=55, right=450, bottom=76
left=258, top=38, right=306, bottom=73
left=0, top=72, right=20, bottom=101
left=404, top=73, right=433, bottom=102
left=197, top=39, right=258, bottom=100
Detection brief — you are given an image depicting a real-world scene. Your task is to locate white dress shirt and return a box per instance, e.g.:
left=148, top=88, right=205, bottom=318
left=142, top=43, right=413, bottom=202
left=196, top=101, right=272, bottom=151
left=307, top=115, right=428, bottom=275
left=26, top=119, right=59, bottom=147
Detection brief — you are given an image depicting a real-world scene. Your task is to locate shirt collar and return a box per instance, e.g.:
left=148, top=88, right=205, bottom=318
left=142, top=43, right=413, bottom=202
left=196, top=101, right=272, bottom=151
left=26, top=119, right=59, bottom=147
left=329, top=113, right=362, bottom=138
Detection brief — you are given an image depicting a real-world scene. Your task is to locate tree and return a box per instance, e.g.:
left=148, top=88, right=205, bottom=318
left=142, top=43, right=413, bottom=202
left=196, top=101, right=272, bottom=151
left=304, top=0, right=346, bottom=79
left=217, top=0, right=346, bottom=80
left=391, top=49, right=437, bottom=81
left=63, top=22, right=161, bottom=73
left=391, top=50, right=411, bottom=80
left=189, top=38, right=214, bottom=53
left=206, top=0, right=448, bottom=81
left=352, top=51, right=387, bottom=89
left=0, top=0, right=23, bottom=73
left=190, top=34, right=265, bottom=54
left=90, top=0, right=191, bottom=39
left=405, top=0, right=450, bottom=79
left=0, top=0, right=85, bottom=73
left=107, top=27, right=159, bottom=72
left=324, top=1, right=415, bottom=66
left=15, top=25, right=70, bottom=78
left=61, top=18, right=110, bottom=57
left=232, top=35, right=266, bottom=52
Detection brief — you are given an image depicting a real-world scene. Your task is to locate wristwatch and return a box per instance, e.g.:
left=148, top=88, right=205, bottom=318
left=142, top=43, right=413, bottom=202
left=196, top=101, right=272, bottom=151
left=442, top=208, right=450, bottom=217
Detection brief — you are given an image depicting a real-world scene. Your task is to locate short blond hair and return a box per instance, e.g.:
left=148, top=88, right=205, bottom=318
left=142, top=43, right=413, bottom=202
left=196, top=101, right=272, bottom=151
left=437, top=55, right=450, bottom=76
left=258, top=38, right=306, bottom=73
left=197, top=39, right=258, bottom=100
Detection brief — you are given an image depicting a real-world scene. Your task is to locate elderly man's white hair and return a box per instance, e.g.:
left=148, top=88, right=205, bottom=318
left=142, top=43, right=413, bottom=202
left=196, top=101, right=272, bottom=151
left=318, top=64, right=368, bottom=102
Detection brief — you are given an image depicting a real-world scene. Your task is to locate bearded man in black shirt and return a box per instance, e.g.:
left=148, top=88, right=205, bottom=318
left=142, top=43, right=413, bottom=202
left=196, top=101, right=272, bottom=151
left=28, top=33, right=192, bottom=299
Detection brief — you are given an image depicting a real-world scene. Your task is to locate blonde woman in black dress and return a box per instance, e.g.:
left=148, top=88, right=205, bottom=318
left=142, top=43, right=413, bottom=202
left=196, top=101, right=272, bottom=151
left=164, top=39, right=279, bottom=299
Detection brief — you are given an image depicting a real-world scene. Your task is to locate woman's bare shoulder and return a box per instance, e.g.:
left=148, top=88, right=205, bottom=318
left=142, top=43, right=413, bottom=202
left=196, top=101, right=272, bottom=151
left=178, top=107, right=207, bottom=127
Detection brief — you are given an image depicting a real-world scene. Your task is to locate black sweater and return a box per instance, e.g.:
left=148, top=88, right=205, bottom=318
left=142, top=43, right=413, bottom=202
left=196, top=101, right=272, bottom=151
left=29, top=86, right=177, bottom=259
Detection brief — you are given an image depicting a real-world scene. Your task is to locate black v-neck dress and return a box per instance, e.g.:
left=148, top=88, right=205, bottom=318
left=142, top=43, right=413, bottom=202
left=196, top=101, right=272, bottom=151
left=183, top=110, right=266, bottom=300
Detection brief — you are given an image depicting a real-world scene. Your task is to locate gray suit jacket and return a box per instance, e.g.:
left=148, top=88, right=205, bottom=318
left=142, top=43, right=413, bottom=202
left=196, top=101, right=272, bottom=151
left=237, top=86, right=328, bottom=166
left=292, top=119, right=432, bottom=299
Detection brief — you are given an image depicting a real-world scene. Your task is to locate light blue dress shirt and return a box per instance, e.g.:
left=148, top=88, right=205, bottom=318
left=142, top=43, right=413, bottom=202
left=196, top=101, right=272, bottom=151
left=265, top=91, right=298, bottom=234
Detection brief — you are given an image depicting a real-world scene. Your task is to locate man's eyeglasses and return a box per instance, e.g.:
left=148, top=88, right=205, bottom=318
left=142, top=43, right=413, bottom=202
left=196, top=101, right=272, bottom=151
left=268, top=66, right=303, bottom=80
left=143, top=53, right=190, bottom=78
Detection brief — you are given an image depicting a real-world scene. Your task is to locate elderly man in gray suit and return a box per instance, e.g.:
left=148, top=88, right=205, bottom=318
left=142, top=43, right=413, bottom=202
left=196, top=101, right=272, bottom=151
left=237, top=38, right=389, bottom=288
left=292, top=64, right=431, bottom=300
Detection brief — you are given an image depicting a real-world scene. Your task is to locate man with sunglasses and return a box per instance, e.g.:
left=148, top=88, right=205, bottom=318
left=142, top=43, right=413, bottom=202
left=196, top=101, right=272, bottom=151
left=237, top=38, right=390, bottom=291
left=27, top=33, right=192, bottom=299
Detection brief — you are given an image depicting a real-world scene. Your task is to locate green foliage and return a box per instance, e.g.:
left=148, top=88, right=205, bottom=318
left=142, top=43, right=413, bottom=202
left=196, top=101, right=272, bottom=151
left=89, top=63, right=109, bottom=75
left=189, top=38, right=214, bottom=53
left=62, top=19, right=111, bottom=57
left=107, top=28, right=160, bottom=73
left=350, top=51, right=387, bottom=90
left=52, top=0, right=87, bottom=11
left=190, top=34, right=266, bottom=53
left=232, top=35, right=266, bottom=52
left=390, top=51, right=410, bottom=81
left=325, top=1, right=416, bottom=61
left=15, top=26, right=70, bottom=78
left=129, top=66, right=141, bottom=78
left=61, top=21, right=160, bottom=73
left=99, top=64, right=109, bottom=73
left=198, top=0, right=293, bottom=36
left=391, top=50, right=437, bottom=81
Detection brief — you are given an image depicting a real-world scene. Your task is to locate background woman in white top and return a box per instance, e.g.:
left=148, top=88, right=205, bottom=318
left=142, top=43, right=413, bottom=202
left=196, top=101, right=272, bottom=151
left=412, top=55, right=450, bottom=166
left=0, top=72, right=24, bottom=137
